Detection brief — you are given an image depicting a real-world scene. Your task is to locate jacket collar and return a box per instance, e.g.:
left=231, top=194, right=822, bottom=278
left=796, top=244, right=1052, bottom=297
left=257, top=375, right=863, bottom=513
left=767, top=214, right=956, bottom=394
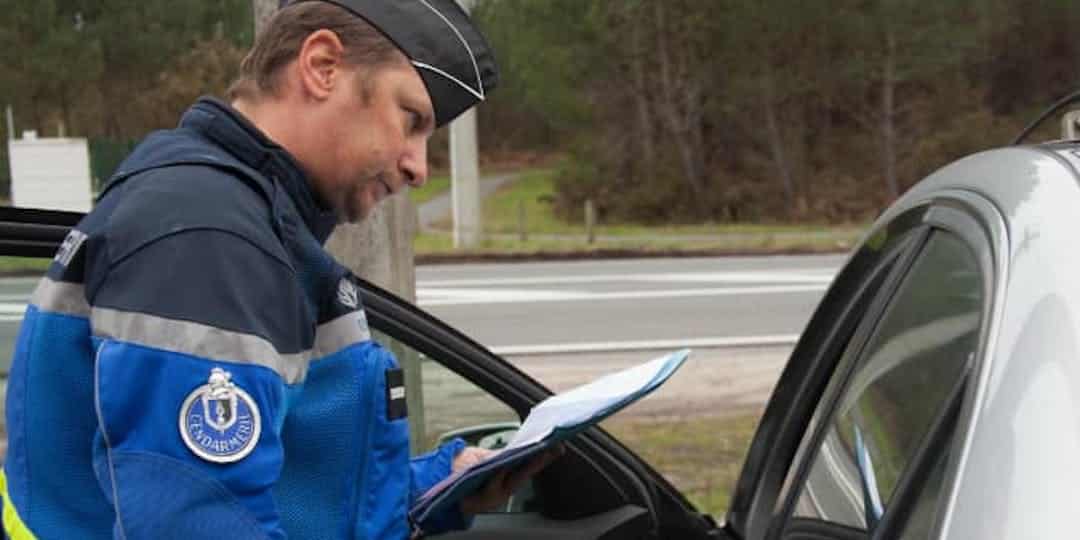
left=179, top=96, right=339, bottom=242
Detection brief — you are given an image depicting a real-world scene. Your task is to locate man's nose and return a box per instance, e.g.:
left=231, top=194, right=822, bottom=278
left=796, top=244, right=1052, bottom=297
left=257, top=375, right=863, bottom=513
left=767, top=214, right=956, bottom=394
left=401, top=141, right=428, bottom=188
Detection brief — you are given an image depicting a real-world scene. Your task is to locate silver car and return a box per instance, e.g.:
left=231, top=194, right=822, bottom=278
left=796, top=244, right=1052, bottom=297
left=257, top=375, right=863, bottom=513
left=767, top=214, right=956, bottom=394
left=725, top=142, right=1080, bottom=540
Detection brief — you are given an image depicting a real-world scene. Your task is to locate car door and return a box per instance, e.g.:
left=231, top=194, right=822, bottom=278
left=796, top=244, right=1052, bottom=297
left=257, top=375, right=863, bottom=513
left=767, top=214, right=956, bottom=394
left=722, top=191, right=1003, bottom=540
left=0, top=205, right=718, bottom=540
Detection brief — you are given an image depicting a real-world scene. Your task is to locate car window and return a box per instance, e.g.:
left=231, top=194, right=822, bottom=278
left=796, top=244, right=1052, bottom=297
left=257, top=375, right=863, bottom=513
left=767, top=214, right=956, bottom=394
left=896, top=444, right=950, bottom=540
left=372, top=330, right=519, bottom=454
left=787, top=231, right=982, bottom=534
left=0, top=257, right=51, bottom=461
left=372, top=330, right=541, bottom=514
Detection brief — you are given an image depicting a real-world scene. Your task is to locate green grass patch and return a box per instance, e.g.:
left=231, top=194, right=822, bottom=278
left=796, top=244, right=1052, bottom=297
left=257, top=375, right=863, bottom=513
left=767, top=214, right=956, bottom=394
left=410, top=174, right=451, bottom=206
left=602, top=413, right=761, bottom=518
left=414, top=228, right=862, bottom=258
left=0, top=257, right=50, bottom=276
left=478, top=168, right=567, bottom=234
left=425, top=168, right=867, bottom=250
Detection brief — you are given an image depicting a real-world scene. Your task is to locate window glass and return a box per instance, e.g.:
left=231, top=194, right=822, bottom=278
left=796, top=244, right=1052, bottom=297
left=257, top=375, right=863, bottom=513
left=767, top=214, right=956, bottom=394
left=897, top=445, right=951, bottom=540
left=0, top=258, right=52, bottom=461
left=790, top=232, right=982, bottom=531
left=373, top=331, right=530, bottom=513
left=372, top=331, right=519, bottom=454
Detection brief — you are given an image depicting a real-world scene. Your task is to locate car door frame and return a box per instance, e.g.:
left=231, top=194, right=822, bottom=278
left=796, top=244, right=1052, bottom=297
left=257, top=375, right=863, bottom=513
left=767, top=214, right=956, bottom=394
left=0, top=205, right=718, bottom=539
left=723, top=189, right=1007, bottom=540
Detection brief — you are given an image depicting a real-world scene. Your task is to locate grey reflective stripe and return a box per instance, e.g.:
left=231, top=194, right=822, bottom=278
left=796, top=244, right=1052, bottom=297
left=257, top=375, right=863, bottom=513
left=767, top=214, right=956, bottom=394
left=31, top=277, right=91, bottom=317
left=314, top=310, right=372, bottom=357
left=91, top=307, right=309, bottom=384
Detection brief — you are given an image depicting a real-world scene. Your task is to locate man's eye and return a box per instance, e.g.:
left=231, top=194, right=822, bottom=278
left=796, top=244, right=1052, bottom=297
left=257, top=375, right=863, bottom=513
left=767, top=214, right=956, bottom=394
left=408, top=110, right=421, bottom=132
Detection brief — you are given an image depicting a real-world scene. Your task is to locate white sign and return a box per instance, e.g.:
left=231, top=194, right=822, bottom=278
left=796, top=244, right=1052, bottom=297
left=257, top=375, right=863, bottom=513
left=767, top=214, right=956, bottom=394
left=9, top=137, right=93, bottom=212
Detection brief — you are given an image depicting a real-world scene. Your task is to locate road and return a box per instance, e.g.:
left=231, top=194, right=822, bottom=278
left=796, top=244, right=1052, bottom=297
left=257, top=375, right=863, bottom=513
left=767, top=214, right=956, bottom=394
left=417, top=254, right=844, bottom=425
left=0, top=255, right=844, bottom=390
left=417, top=254, right=844, bottom=355
left=0, top=253, right=846, bottom=457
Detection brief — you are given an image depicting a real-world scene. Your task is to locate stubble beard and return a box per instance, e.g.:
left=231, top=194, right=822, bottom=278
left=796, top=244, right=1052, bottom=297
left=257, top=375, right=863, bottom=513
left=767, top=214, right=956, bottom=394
left=341, top=170, right=390, bottom=224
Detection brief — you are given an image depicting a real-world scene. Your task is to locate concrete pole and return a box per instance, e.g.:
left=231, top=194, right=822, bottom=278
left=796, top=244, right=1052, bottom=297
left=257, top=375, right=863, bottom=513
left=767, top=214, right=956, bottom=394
left=253, top=0, right=426, bottom=453
left=450, top=0, right=481, bottom=248
left=450, top=109, right=481, bottom=247
left=5, top=106, right=13, bottom=141
left=253, top=0, right=277, bottom=35
left=585, top=199, right=596, bottom=245
left=1063, top=110, right=1080, bottom=140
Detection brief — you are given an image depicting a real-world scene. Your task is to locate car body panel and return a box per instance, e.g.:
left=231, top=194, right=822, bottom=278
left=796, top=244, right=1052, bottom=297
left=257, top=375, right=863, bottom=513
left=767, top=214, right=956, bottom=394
left=879, top=146, right=1080, bottom=538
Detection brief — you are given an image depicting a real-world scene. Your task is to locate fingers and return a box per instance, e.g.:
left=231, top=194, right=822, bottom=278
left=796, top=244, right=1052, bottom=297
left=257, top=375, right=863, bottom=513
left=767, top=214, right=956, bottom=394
left=460, top=446, right=569, bottom=516
left=452, top=446, right=498, bottom=473
left=504, top=445, right=564, bottom=494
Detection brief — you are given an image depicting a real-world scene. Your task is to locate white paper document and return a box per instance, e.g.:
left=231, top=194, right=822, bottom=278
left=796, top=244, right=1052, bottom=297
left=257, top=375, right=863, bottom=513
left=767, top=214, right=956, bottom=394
left=509, top=354, right=685, bottom=448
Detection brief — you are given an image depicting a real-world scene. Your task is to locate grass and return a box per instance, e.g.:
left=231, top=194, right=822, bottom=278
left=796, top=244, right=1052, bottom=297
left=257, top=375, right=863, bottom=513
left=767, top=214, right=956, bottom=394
left=602, top=413, right=761, bottom=518
left=414, top=229, right=862, bottom=258
left=0, top=257, right=51, bottom=276
left=477, top=168, right=566, bottom=234
left=418, top=168, right=867, bottom=257
left=410, top=174, right=451, bottom=206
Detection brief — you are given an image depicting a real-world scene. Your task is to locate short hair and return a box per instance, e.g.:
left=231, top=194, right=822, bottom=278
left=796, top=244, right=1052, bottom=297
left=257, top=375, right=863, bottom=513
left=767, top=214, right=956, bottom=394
left=227, top=1, right=405, bottom=102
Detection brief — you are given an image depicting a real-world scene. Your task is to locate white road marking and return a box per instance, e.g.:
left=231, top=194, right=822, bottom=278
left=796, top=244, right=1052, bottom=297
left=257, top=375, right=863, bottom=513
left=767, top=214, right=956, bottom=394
left=418, top=288, right=580, bottom=302
left=490, top=334, right=800, bottom=356
left=0, top=303, right=26, bottom=314
left=418, top=284, right=828, bottom=307
left=418, top=269, right=837, bottom=288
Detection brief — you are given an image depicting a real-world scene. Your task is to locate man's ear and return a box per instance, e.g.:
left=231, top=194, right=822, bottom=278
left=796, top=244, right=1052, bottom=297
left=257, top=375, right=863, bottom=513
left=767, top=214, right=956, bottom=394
left=297, top=29, right=346, bottom=101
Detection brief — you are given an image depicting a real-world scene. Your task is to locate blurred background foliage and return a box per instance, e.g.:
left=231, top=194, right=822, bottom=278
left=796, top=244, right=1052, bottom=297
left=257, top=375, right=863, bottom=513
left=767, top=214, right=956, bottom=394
left=475, top=0, right=1080, bottom=223
left=2, top=0, right=1080, bottom=223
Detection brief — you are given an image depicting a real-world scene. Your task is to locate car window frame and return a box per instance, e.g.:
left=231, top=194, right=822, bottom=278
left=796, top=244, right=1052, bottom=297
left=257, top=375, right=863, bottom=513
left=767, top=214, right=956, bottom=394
left=769, top=195, right=1002, bottom=540
left=726, top=205, right=931, bottom=540
left=768, top=223, right=934, bottom=539
left=358, top=274, right=718, bottom=535
left=778, top=230, right=975, bottom=538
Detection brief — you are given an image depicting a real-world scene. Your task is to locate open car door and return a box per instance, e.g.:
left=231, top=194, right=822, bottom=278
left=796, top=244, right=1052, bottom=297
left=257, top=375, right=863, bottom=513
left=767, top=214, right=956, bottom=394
left=0, top=206, right=720, bottom=540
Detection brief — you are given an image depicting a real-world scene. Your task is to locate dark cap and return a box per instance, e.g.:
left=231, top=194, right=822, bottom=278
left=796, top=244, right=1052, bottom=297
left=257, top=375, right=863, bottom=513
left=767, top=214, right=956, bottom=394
left=285, top=0, right=498, bottom=127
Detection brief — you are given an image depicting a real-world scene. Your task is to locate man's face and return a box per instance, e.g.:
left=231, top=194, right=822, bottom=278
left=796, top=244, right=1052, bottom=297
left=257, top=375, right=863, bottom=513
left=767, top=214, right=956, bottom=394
left=306, top=60, right=435, bottom=223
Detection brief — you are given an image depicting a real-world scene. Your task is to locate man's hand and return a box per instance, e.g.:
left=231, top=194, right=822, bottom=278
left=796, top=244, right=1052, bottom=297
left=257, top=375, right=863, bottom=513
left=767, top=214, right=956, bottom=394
left=457, top=445, right=564, bottom=516
left=451, top=446, right=497, bottom=473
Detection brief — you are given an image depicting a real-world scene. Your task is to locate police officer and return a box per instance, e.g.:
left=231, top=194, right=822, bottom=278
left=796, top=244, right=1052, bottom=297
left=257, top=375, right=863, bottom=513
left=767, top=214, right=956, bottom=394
left=1, top=1, right=552, bottom=538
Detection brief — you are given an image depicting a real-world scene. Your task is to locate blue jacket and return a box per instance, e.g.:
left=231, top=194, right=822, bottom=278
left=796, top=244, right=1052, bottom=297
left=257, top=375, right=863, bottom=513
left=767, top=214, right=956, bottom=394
left=1, top=98, right=465, bottom=539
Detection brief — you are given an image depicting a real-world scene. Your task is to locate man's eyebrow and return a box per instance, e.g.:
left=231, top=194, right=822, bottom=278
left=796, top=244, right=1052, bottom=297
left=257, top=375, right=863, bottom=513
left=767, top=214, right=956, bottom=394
left=406, top=94, right=435, bottom=131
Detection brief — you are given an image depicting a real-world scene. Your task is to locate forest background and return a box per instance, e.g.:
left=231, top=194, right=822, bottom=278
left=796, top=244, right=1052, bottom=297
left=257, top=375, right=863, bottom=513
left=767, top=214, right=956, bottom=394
left=3, top=0, right=1079, bottom=225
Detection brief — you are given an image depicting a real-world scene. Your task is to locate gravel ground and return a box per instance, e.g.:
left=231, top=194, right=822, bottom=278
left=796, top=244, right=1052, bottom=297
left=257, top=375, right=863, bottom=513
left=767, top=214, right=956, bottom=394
left=509, top=346, right=791, bottom=418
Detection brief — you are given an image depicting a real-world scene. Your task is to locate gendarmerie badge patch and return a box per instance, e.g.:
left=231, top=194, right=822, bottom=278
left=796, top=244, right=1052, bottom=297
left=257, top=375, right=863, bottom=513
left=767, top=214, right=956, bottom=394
left=179, top=367, right=261, bottom=464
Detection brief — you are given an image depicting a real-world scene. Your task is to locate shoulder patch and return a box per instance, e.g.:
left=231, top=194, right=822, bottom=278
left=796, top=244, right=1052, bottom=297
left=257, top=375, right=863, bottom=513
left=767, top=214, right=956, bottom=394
left=179, top=368, right=261, bottom=463
left=54, top=229, right=87, bottom=267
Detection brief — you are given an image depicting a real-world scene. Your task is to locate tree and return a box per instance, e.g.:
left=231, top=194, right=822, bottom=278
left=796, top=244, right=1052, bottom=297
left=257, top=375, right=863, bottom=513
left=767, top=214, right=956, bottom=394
left=833, top=0, right=979, bottom=200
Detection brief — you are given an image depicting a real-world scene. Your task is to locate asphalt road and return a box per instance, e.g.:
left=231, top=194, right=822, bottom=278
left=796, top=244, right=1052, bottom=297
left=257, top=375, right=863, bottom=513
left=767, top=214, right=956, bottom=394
left=0, top=254, right=845, bottom=373
left=417, top=254, right=845, bottom=354
left=0, top=254, right=846, bottom=456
